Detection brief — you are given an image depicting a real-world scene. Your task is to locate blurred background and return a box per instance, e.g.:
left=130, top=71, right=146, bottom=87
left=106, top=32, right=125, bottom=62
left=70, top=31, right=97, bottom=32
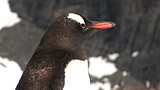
left=0, top=0, right=160, bottom=90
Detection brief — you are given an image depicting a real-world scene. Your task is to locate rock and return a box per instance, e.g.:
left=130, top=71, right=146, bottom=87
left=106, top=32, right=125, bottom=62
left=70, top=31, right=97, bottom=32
left=0, top=20, right=44, bottom=70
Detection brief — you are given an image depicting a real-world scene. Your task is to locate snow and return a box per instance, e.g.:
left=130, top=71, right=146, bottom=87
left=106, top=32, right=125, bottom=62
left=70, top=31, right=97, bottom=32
left=103, top=78, right=109, bottom=82
left=0, top=56, right=117, bottom=90
left=0, top=56, right=22, bottom=90
left=90, top=82, right=111, bottom=90
left=89, top=56, right=117, bottom=78
left=146, top=81, right=150, bottom=88
left=0, top=0, right=21, bottom=30
left=132, top=51, right=139, bottom=57
left=122, top=71, right=128, bottom=77
left=89, top=56, right=118, bottom=89
left=0, top=0, right=22, bottom=89
left=112, top=84, right=120, bottom=90
left=108, top=53, right=119, bottom=61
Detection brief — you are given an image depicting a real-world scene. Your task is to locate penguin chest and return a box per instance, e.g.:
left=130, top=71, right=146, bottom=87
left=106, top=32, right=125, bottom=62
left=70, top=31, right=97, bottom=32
left=63, top=60, right=90, bottom=90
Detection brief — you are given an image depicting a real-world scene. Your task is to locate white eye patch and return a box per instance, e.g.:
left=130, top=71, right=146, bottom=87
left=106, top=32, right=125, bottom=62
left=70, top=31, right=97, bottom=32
left=67, top=13, right=85, bottom=25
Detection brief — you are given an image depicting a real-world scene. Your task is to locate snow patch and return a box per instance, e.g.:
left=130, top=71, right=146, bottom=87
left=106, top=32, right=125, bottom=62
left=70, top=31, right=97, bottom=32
left=0, top=56, right=22, bottom=90
left=0, top=0, right=21, bottom=30
left=132, top=51, right=139, bottom=57
left=103, top=78, right=109, bottom=82
left=89, top=56, right=117, bottom=78
left=146, top=81, right=150, bottom=88
left=122, top=71, right=128, bottom=77
left=90, top=82, right=111, bottom=90
left=108, top=53, right=119, bottom=61
left=112, top=84, right=120, bottom=90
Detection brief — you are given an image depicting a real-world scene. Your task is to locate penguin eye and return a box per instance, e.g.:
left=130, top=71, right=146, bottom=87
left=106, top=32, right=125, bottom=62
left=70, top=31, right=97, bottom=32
left=80, top=23, right=86, bottom=29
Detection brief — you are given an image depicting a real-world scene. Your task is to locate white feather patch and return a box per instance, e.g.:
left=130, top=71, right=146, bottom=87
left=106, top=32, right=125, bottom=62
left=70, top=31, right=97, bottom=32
left=63, top=59, right=90, bottom=90
left=67, top=13, right=85, bottom=24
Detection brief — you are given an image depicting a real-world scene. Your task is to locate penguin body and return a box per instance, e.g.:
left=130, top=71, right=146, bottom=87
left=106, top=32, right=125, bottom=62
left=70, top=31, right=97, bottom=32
left=16, top=13, right=115, bottom=90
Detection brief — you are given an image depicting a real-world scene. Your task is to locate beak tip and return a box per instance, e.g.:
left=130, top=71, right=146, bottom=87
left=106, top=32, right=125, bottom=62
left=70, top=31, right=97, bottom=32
left=111, top=22, right=116, bottom=27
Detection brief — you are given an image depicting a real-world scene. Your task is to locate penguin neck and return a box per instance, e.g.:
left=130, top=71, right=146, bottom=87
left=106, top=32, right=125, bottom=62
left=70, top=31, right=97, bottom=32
left=38, top=42, right=87, bottom=60
left=38, top=32, right=88, bottom=60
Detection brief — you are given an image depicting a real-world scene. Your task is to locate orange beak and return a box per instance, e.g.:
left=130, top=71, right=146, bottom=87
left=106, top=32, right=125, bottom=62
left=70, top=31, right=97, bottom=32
left=91, top=22, right=115, bottom=29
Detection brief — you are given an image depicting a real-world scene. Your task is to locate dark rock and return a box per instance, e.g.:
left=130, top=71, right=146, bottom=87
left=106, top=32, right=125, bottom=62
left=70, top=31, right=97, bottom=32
left=0, top=20, right=44, bottom=70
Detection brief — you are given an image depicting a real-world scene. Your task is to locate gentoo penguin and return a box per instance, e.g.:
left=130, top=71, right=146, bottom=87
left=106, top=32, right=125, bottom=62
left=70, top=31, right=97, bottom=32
left=16, top=13, right=115, bottom=90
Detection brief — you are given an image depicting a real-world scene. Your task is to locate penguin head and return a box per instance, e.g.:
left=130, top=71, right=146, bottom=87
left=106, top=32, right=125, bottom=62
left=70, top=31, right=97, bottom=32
left=40, top=13, right=115, bottom=49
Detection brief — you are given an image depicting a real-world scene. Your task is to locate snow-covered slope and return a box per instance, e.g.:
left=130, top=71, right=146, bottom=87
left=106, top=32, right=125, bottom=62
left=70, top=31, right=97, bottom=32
left=0, top=57, right=22, bottom=90
left=89, top=56, right=118, bottom=90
